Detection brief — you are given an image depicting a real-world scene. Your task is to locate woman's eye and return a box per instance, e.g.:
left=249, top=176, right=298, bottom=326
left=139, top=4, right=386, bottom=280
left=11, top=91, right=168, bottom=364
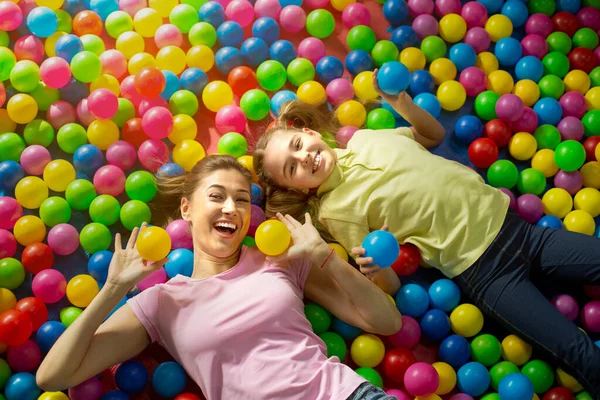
left=209, top=194, right=223, bottom=200
left=237, top=198, right=250, bottom=203
left=290, top=164, right=295, bottom=175
left=295, top=139, right=301, bottom=149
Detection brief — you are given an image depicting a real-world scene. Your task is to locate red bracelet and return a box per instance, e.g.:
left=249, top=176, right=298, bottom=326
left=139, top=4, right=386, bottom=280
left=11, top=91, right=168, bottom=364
left=319, top=248, right=335, bottom=269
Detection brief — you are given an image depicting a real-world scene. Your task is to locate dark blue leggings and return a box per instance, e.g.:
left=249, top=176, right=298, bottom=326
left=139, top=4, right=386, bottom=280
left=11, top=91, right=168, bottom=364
left=454, top=210, right=600, bottom=398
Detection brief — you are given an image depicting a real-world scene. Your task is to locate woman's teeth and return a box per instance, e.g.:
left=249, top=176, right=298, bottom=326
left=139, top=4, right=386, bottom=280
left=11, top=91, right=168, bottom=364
left=214, top=221, right=237, bottom=233
left=312, top=152, right=321, bottom=173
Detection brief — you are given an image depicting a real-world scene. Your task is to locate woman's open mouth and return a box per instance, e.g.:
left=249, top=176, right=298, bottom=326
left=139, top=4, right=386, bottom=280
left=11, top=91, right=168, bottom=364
left=213, top=221, right=238, bottom=238
left=312, top=151, right=322, bottom=174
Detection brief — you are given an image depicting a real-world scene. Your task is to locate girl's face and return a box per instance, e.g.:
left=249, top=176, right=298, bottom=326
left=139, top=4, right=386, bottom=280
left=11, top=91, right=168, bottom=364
left=262, top=128, right=337, bottom=190
left=181, top=169, right=252, bottom=259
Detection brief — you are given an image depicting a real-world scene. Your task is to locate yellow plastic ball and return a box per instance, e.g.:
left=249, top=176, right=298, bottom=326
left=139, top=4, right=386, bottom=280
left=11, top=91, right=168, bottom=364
left=156, top=45, right=187, bottom=75
left=574, top=187, right=600, bottom=217
left=556, top=368, right=584, bottom=393
left=255, top=220, right=291, bottom=256
left=586, top=87, right=600, bottom=110
left=532, top=149, right=558, bottom=177
left=0, top=109, right=16, bottom=134
left=238, top=155, right=258, bottom=182
left=0, top=288, right=16, bottom=314
left=187, top=45, right=215, bottom=72
left=450, top=303, right=484, bottom=338
left=352, top=71, right=377, bottom=101
left=501, top=334, right=532, bottom=366
left=66, top=274, right=99, bottom=308
left=476, top=52, right=499, bottom=76
left=596, top=145, right=600, bottom=163
left=580, top=161, right=600, bottom=189
left=433, top=362, right=456, bottom=395
left=337, top=100, right=366, bottom=127
left=509, top=132, right=537, bottom=161
left=439, top=14, right=467, bottom=43
left=90, top=74, right=120, bottom=96
left=399, top=47, right=426, bottom=73
left=15, top=177, right=49, bottom=210
left=437, top=80, right=466, bottom=111
left=133, top=7, right=162, bottom=37
left=13, top=215, right=46, bottom=246
left=513, top=79, right=540, bottom=107
left=487, top=70, right=514, bottom=95
left=297, top=80, right=327, bottom=105
left=43, top=160, right=76, bottom=192
left=37, top=0, right=64, bottom=9
left=202, top=80, right=233, bottom=112
left=128, top=52, right=157, bottom=75
left=149, top=0, right=178, bottom=17
left=563, top=209, right=595, bottom=235
left=485, top=14, right=513, bottom=42
left=563, top=69, right=591, bottom=95
left=429, top=58, right=457, bottom=85
left=173, top=139, right=206, bottom=172
left=328, top=243, right=348, bottom=262
left=331, top=0, right=356, bottom=11
left=350, top=334, right=385, bottom=368
left=87, top=119, right=120, bottom=150
left=38, top=392, right=70, bottom=400
left=7, top=94, right=38, bottom=124
left=116, top=31, right=145, bottom=59
left=542, top=188, right=573, bottom=218
left=169, top=114, right=197, bottom=144
left=45, top=32, right=66, bottom=57
left=136, top=226, right=172, bottom=261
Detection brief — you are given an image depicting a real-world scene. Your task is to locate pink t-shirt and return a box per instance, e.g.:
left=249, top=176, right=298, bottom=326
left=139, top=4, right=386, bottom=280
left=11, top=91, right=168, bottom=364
left=127, top=246, right=366, bottom=400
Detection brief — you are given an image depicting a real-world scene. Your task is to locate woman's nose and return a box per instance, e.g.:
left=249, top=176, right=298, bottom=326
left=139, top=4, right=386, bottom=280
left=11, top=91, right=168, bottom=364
left=222, top=198, right=237, bottom=214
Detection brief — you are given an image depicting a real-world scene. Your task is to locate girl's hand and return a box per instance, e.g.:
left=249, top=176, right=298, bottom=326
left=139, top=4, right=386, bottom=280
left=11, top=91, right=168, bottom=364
left=105, top=222, right=169, bottom=290
left=267, top=213, right=325, bottom=263
left=372, top=69, right=414, bottom=116
left=351, top=224, right=389, bottom=279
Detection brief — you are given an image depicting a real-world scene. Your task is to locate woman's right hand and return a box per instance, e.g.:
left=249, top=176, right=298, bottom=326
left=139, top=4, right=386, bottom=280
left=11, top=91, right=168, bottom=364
left=105, top=222, right=169, bottom=290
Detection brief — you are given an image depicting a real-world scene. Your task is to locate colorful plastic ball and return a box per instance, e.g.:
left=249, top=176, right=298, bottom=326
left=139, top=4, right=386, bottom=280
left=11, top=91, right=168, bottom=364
left=306, top=9, right=334, bottom=39
left=420, top=309, right=451, bottom=341
left=40, top=57, right=71, bottom=89
left=437, top=334, right=470, bottom=368
left=475, top=91, right=500, bottom=120
left=342, top=3, right=370, bottom=28
left=255, top=60, right=286, bottom=92
left=46, top=223, right=79, bottom=256
left=119, top=200, right=151, bottom=231
left=140, top=106, right=173, bottom=140
left=71, top=145, right=103, bottom=177
left=316, top=56, right=344, bottom=84
left=172, top=139, right=205, bottom=172
left=569, top=47, right=596, bottom=74
left=559, top=91, right=586, bottom=119
left=455, top=115, right=484, bottom=144
left=86, top=250, right=112, bottom=283
left=450, top=304, right=484, bottom=337
left=555, top=140, right=586, bottom=171
left=583, top=110, right=600, bottom=137
left=382, top=347, right=416, bottom=384
left=18, top=146, right=49, bottom=177
left=215, top=105, right=246, bottom=134
left=404, top=362, right=440, bottom=397
left=586, top=87, right=600, bottom=110
left=150, top=361, right=186, bottom=398
left=337, top=100, right=367, bottom=127
left=517, top=168, right=547, bottom=196
left=252, top=17, right=280, bottom=45
left=532, top=149, right=559, bottom=177
left=254, top=219, right=291, bottom=255
left=534, top=97, right=563, bottom=125
left=459, top=66, right=487, bottom=97
left=39, top=196, right=71, bottom=228
left=371, top=40, right=400, bottom=67
left=395, top=283, right=429, bottom=318
left=198, top=1, right=225, bottom=27
left=475, top=52, right=499, bottom=76
left=409, top=69, right=435, bottom=96
left=564, top=70, right=591, bottom=95
left=495, top=38, right=522, bottom=67
left=449, top=43, right=477, bottom=71
left=239, top=38, right=268, bottom=68
left=488, top=159, right=519, bottom=188
left=376, top=61, right=410, bottom=95
left=345, top=50, right=374, bottom=76
left=115, top=361, right=149, bottom=394
left=79, top=222, right=112, bottom=254
left=42, top=159, right=75, bottom=193
left=513, top=79, right=540, bottom=107
left=0, top=1, right=23, bottom=31
left=269, top=40, right=296, bottom=68
left=202, top=80, right=233, bottom=112
left=437, top=80, right=466, bottom=111
left=0, top=228, right=17, bottom=259
left=240, top=89, right=270, bottom=120
left=501, top=0, right=528, bottom=28
left=485, top=14, right=513, bottom=42
left=0, top=257, right=24, bottom=290
left=577, top=6, right=600, bottom=31
left=564, top=209, right=596, bottom=235
left=6, top=94, right=38, bottom=125
left=414, top=93, right=441, bottom=118
left=439, top=13, right=467, bottom=43
left=279, top=5, right=305, bottom=33
left=21, top=242, right=53, bottom=274
left=216, top=21, right=244, bottom=47
left=468, top=137, right=498, bottom=168
left=65, top=274, right=99, bottom=308
left=347, top=25, right=376, bottom=53
left=461, top=1, right=487, bottom=28
left=581, top=301, right=600, bottom=332
left=519, top=360, right=554, bottom=395
left=14, top=176, right=48, bottom=210
left=573, top=27, right=599, bottom=50
left=27, top=6, right=58, bottom=38
left=218, top=132, right=248, bottom=158
left=496, top=94, right=525, bottom=122
left=351, top=334, right=385, bottom=368
left=464, top=27, right=491, bottom=54
left=412, top=14, right=439, bottom=40
left=89, top=194, right=121, bottom=226
left=4, top=371, right=40, bottom=400
left=305, top=302, right=332, bottom=335
left=469, top=334, right=501, bottom=367
left=487, top=70, right=514, bottom=95
left=390, top=26, right=419, bottom=52
left=456, top=362, right=491, bottom=397
left=31, top=269, right=66, bottom=303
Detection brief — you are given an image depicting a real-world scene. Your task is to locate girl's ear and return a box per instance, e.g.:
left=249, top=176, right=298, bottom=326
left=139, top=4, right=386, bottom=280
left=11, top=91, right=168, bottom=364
left=302, top=127, right=322, bottom=138
left=180, top=197, right=192, bottom=222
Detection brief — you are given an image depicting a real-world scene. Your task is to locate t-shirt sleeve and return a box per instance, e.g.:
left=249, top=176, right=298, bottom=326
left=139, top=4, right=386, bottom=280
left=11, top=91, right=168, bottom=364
left=286, top=256, right=313, bottom=292
left=127, top=285, right=161, bottom=343
left=321, top=217, right=371, bottom=258
left=395, top=127, right=415, bottom=140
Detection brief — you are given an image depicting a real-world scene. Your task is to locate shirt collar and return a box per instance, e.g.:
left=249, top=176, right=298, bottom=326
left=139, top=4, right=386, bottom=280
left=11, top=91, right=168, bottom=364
left=317, top=148, right=348, bottom=197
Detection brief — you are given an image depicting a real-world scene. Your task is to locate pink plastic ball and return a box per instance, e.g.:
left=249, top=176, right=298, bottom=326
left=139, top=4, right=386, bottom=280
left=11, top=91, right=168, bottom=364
left=499, top=187, right=517, bottom=210
left=342, top=3, right=370, bottom=29
left=412, top=14, right=439, bottom=40
left=106, top=140, right=137, bottom=170
left=93, top=165, right=126, bottom=197
left=461, top=1, right=487, bottom=28
left=138, top=97, right=169, bottom=117
left=459, top=66, right=487, bottom=96
left=510, top=106, right=538, bottom=133
left=68, top=377, right=103, bottom=400
left=47, top=223, right=80, bottom=256
left=304, top=0, right=328, bottom=8
left=521, top=34, right=548, bottom=59
left=404, top=362, right=440, bottom=397
left=554, top=170, right=583, bottom=195
left=581, top=300, right=600, bottom=333
left=100, top=49, right=127, bottom=79
left=40, top=57, right=71, bottom=89
left=119, top=0, right=146, bottom=16
left=76, top=99, right=95, bottom=127
left=87, top=88, right=119, bottom=120
left=216, top=105, right=247, bottom=134
left=408, top=0, right=434, bottom=18
left=551, top=294, right=580, bottom=321
left=336, top=126, right=358, bottom=148
left=525, top=13, right=553, bottom=37
left=137, top=267, right=167, bottom=291
left=464, top=27, right=491, bottom=53
left=248, top=204, right=266, bottom=237
left=166, top=219, right=192, bottom=249
left=326, top=78, right=354, bottom=106
left=279, top=5, right=306, bottom=33
left=389, top=315, right=421, bottom=349
left=254, top=0, right=281, bottom=20
left=0, top=229, right=17, bottom=259
left=138, top=139, right=169, bottom=172
left=142, top=106, right=173, bottom=139
left=386, top=389, right=411, bottom=400
left=0, top=196, right=22, bottom=230
left=560, top=91, right=587, bottom=119
left=0, top=1, right=23, bottom=31
left=20, top=145, right=51, bottom=176
left=577, top=7, right=600, bottom=31
left=435, top=0, right=461, bottom=17
left=154, top=24, right=183, bottom=48
left=298, top=37, right=326, bottom=66
left=7, top=340, right=41, bottom=372
left=19, top=0, right=37, bottom=15
left=46, top=100, right=77, bottom=130
left=121, top=75, right=146, bottom=107
left=14, top=35, right=44, bottom=63
left=226, top=0, right=255, bottom=27
left=558, top=116, right=585, bottom=141
left=32, top=269, right=67, bottom=303
left=496, top=94, right=525, bottom=122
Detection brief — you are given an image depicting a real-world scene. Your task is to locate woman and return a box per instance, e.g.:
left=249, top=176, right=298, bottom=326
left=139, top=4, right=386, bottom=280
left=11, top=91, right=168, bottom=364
left=36, top=155, right=403, bottom=400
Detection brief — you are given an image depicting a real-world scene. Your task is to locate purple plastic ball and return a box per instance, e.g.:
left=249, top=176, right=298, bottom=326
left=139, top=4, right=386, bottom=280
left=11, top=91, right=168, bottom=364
left=496, top=94, right=525, bottom=122
left=525, top=13, right=553, bottom=37
left=461, top=1, right=487, bottom=28
left=521, top=34, right=548, bottom=59
left=581, top=300, right=600, bottom=333
left=499, top=188, right=517, bottom=210
left=464, top=27, right=491, bottom=53
left=557, top=116, right=585, bottom=141
left=517, top=194, right=544, bottom=223
left=560, top=91, right=588, bottom=119
left=554, top=170, right=583, bottom=195
left=511, top=107, right=539, bottom=134
left=551, top=294, right=580, bottom=321
left=412, top=14, right=438, bottom=40
left=577, top=7, right=600, bottom=31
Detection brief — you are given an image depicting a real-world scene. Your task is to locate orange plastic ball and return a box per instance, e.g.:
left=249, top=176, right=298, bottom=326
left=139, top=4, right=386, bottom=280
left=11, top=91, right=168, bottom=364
left=73, top=11, right=103, bottom=36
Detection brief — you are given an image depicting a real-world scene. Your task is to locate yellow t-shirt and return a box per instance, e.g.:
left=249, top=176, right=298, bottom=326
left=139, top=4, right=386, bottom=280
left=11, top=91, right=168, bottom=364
left=317, top=127, right=510, bottom=278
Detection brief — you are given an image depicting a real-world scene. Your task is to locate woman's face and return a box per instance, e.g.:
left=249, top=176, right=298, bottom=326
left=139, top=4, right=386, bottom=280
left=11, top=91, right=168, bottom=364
left=181, top=169, right=252, bottom=259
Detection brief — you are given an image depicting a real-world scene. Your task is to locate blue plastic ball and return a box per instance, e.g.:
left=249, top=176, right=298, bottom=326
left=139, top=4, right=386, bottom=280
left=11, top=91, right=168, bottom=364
left=279, top=0, right=302, bottom=6
left=498, top=373, right=535, bottom=400
left=179, top=68, right=209, bottom=96
left=240, top=37, right=269, bottom=67
left=556, top=0, right=580, bottom=13
left=477, top=0, right=504, bottom=13
left=457, top=362, right=491, bottom=397
left=215, top=46, right=243, bottom=75
left=251, top=182, right=264, bottom=205
left=158, top=162, right=185, bottom=176
left=515, top=55, right=544, bottom=82
left=73, top=144, right=104, bottom=176
left=377, top=61, right=411, bottom=95
left=395, top=283, right=429, bottom=318
left=36, top=321, right=67, bottom=352
left=409, top=69, right=435, bottom=95
left=152, top=362, right=187, bottom=398
left=100, top=390, right=130, bottom=400
left=4, top=372, right=40, bottom=400
left=199, top=1, right=225, bottom=27
left=27, top=7, right=58, bottom=38
left=414, top=93, right=441, bottom=118
left=115, top=361, right=149, bottom=394
left=54, top=34, right=84, bottom=63
left=332, top=317, right=362, bottom=340
left=391, top=25, right=419, bottom=51
left=165, top=248, right=194, bottom=278
left=0, top=160, right=24, bottom=193
left=63, top=0, right=87, bottom=16
left=316, top=56, right=344, bottom=84
left=59, top=78, right=89, bottom=105
left=269, top=40, right=296, bottom=67
left=495, top=37, right=523, bottom=67
left=537, top=215, right=563, bottom=229
left=501, top=0, right=529, bottom=27
left=160, top=70, right=181, bottom=100
left=439, top=334, right=471, bottom=368
left=270, top=90, right=297, bottom=116
left=383, top=0, right=409, bottom=26
left=345, top=50, right=374, bottom=76
left=420, top=309, right=451, bottom=341
left=90, top=0, right=118, bottom=20
left=88, top=250, right=113, bottom=283
left=252, top=17, right=280, bottom=45
left=454, top=115, right=484, bottom=144
left=428, top=279, right=461, bottom=312
left=449, top=43, right=477, bottom=72
left=534, top=97, right=562, bottom=126
left=217, top=21, right=245, bottom=47
left=361, top=229, right=399, bottom=268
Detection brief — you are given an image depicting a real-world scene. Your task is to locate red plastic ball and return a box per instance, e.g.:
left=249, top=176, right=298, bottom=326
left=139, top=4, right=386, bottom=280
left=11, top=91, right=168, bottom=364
left=583, top=136, right=600, bottom=162
left=134, top=67, right=166, bottom=98
left=569, top=47, right=597, bottom=73
left=468, top=137, right=499, bottom=168
left=14, top=297, right=48, bottom=332
left=391, top=243, right=421, bottom=276
left=21, top=242, right=54, bottom=274
left=552, top=11, right=579, bottom=37
left=228, top=66, right=258, bottom=98
left=0, top=310, right=33, bottom=347
left=383, top=348, right=417, bottom=384
left=175, top=394, right=202, bottom=400
left=542, top=387, right=575, bottom=400
left=484, top=119, right=512, bottom=147
left=122, top=118, right=149, bottom=148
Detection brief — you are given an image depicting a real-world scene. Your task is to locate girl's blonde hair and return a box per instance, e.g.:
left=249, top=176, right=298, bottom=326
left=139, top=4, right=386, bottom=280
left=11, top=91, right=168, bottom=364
left=151, top=155, right=253, bottom=228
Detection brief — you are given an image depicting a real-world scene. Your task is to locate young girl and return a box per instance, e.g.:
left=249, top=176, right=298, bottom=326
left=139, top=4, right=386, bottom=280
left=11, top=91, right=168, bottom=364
left=253, top=73, right=600, bottom=397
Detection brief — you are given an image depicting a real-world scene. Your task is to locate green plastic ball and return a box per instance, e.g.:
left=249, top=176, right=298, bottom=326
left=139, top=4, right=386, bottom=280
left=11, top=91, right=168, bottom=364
left=240, top=89, right=271, bottom=121
left=421, top=36, right=447, bottom=63
left=576, top=393, right=594, bottom=400
left=534, top=124, right=562, bottom=150
left=542, top=52, right=570, bottom=78
left=490, top=361, right=520, bottom=390
left=481, top=394, right=501, bottom=400
left=256, top=60, right=287, bottom=91
left=10, top=60, right=40, bottom=93
left=573, top=28, right=599, bottom=50
left=242, top=236, right=256, bottom=247
left=306, top=9, right=335, bottom=39
left=583, top=0, right=600, bottom=6
left=475, top=91, right=500, bottom=121
left=111, top=98, right=136, bottom=128
left=189, top=22, right=217, bottom=47
left=30, top=82, right=60, bottom=111
left=347, top=25, right=376, bottom=52
left=60, top=306, right=83, bottom=327
left=169, top=89, right=199, bottom=116
left=57, top=123, right=88, bottom=154
left=0, top=31, right=9, bottom=47
left=70, top=51, right=102, bottom=83
left=0, top=48, right=16, bottom=81
left=554, top=140, right=586, bottom=172
left=319, top=331, right=347, bottom=360
left=371, top=40, right=400, bottom=67
left=0, top=132, right=26, bottom=162
left=125, top=171, right=157, bottom=202
left=546, top=32, right=572, bottom=55
left=355, top=367, right=383, bottom=388
left=0, top=358, right=10, bottom=390
left=367, top=108, right=396, bottom=130
left=40, top=196, right=72, bottom=227
left=181, top=0, right=206, bottom=10
left=170, top=4, right=199, bottom=34
left=528, top=0, right=555, bottom=16
left=120, top=199, right=152, bottom=231
left=538, top=75, right=565, bottom=99
left=218, top=132, right=248, bottom=158
left=517, top=168, right=547, bottom=195
left=470, top=334, right=502, bottom=366
left=304, top=302, right=331, bottom=334
left=105, top=11, right=133, bottom=39
left=80, top=222, right=112, bottom=253
left=287, top=58, right=316, bottom=87
left=591, top=67, right=600, bottom=88
left=89, top=195, right=121, bottom=226
left=80, top=34, right=105, bottom=56
left=521, top=359, right=554, bottom=394
left=487, top=160, right=519, bottom=189
left=65, top=179, right=97, bottom=211
left=0, top=258, right=25, bottom=290
left=583, top=110, right=600, bottom=137
left=56, top=9, right=73, bottom=33
left=23, top=120, right=55, bottom=147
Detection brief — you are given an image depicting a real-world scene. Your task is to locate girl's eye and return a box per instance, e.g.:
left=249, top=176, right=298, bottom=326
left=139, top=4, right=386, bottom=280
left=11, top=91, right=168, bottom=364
left=209, top=194, right=223, bottom=200
left=295, top=139, right=301, bottom=149
left=237, top=198, right=250, bottom=203
left=290, top=163, right=295, bottom=175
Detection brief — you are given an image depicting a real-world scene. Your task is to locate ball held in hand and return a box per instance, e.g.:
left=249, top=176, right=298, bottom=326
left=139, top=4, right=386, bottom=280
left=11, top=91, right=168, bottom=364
left=361, top=230, right=400, bottom=268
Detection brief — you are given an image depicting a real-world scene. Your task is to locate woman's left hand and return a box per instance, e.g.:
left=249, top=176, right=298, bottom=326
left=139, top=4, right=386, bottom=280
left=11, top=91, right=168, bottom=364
left=372, top=69, right=414, bottom=116
left=267, top=212, right=324, bottom=263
